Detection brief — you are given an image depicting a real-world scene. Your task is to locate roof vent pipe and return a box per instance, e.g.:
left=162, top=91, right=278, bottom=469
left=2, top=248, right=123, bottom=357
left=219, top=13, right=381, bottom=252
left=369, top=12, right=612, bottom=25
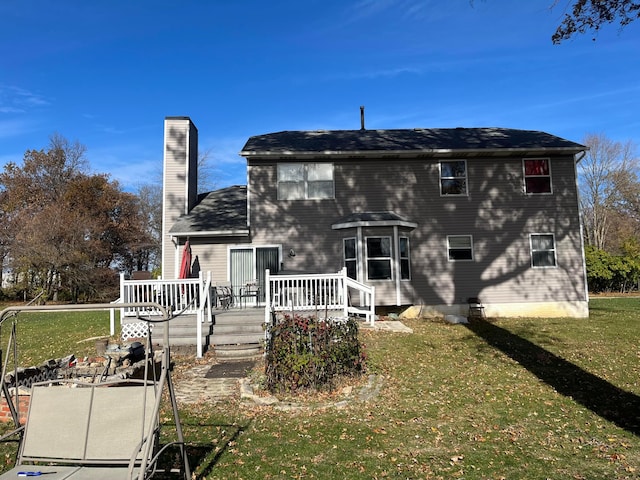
left=360, top=106, right=365, bottom=130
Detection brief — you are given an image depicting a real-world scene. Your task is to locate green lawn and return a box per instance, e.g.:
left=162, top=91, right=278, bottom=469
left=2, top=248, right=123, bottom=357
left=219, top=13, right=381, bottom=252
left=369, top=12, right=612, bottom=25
left=0, top=308, right=115, bottom=367
left=1, top=299, right=639, bottom=479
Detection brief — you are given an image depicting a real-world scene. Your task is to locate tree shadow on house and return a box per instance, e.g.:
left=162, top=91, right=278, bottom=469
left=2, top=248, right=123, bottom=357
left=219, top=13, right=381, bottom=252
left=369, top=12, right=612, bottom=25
left=464, top=318, right=640, bottom=437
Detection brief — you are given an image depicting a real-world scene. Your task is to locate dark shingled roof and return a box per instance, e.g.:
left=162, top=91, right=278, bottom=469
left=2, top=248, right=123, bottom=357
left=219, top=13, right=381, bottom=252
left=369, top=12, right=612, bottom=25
left=169, top=185, right=248, bottom=235
left=240, top=127, right=586, bottom=156
left=332, top=211, right=418, bottom=230
left=335, top=211, right=411, bottom=224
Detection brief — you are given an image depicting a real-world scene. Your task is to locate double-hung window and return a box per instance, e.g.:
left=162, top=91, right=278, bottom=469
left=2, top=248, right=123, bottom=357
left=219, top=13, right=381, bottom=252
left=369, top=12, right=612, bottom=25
left=523, top=158, right=552, bottom=194
left=447, top=235, right=473, bottom=261
left=366, top=237, right=392, bottom=280
left=343, top=238, right=357, bottom=280
left=400, top=237, right=411, bottom=280
left=530, top=233, right=557, bottom=267
left=440, top=160, right=467, bottom=196
left=277, top=163, right=334, bottom=200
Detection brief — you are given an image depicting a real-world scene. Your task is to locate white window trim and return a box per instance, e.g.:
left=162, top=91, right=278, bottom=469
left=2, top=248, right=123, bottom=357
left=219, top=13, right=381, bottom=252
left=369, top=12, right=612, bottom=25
left=447, top=235, right=474, bottom=262
left=343, top=237, right=357, bottom=280
left=523, top=157, right=553, bottom=195
left=399, top=236, right=411, bottom=280
left=529, top=233, right=557, bottom=268
left=227, top=244, right=283, bottom=281
left=365, top=236, right=393, bottom=281
left=277, top=162, right=335, bottom=200
left=439, top=159, right=468, bottom=196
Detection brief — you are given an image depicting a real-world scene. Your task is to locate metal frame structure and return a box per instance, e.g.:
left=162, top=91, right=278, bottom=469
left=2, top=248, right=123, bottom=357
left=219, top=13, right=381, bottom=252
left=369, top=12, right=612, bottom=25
left=0, top=302, right=190, bottom=480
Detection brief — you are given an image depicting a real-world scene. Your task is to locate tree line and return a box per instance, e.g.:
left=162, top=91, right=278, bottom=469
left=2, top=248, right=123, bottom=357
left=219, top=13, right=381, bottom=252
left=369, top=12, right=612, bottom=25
left=579, top=134, right=640, bottom=293
left=0, top=135, right=160, bottom=302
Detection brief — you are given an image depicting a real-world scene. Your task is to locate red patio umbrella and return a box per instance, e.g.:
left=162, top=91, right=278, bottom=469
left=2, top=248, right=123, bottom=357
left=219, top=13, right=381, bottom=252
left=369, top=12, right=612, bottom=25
left=179, top=241, right=192, bottom=279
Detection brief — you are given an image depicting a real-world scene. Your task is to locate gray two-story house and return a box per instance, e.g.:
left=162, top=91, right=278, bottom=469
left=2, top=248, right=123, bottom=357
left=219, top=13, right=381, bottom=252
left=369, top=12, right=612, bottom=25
left=162, top=116, right=589, bottom=318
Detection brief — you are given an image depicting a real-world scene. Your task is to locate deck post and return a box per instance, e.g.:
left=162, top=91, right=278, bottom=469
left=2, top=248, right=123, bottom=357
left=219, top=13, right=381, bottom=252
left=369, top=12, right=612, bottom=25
left=341, top=267, right=349, bottom=318
left=113, top=272, right=127, bottom=335
left=369, top=286, right=376, bottom=325
left=264, top=269, right=271, bottom=324
left=206, top=271, right=213, bottom=323
left=196, top=271, right=203, bottom=359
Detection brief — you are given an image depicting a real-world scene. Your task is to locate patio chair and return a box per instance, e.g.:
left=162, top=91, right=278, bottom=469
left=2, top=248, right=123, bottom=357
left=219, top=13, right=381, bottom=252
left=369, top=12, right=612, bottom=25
left=239, top=280, right=260, bottom=308
left=215, top=283, right=234, bottom=309
left=0, top=302, right=190, bottom=480
left=0, top=380, right=159, bottom=480
left=467, top=297, right=486, bottom=319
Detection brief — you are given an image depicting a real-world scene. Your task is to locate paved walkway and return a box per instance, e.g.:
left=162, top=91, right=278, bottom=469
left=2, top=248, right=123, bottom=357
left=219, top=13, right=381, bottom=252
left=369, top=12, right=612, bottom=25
left=361, top=320, right=414, bottom=333
left=172, top=320, right=412, bottom=404
left=173, top=363, right=241, bottom=404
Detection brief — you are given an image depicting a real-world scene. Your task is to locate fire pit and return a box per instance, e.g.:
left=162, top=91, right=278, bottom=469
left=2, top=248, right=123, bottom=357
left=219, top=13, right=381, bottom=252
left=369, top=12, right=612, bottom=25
left=4, top=341, right=162, bottom=389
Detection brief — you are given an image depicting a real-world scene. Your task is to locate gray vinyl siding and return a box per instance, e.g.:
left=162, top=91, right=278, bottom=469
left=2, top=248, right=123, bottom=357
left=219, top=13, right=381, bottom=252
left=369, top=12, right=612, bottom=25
left=186, top=241, right=230, bottom=284
left=247, top=155, right=586, bottom=307
left=164, top=240, right=244, bottom=285
left=248, top=162, right=344, bottom=274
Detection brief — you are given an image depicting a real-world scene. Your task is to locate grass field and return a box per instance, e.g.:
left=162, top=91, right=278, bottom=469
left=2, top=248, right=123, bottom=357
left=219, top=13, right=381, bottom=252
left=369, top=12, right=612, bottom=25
left=0, top=299, right=639, bottom=479
left=0, top=309, right=115, bottom=367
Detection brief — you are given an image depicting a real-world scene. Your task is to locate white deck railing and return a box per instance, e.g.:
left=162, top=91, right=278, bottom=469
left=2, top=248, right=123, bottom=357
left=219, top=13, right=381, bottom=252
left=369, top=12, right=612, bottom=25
left=119, top=274, right=202, bottom=316
left=264, top=268, right=376, bottom=325
left=112, top=271, right=214, bottom=358
left=113, top=268, right=375, bottom=357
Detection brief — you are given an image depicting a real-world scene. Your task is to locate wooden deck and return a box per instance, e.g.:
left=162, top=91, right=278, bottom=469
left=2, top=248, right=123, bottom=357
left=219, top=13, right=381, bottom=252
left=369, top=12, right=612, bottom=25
left=116, top=269, right=375, bottom=358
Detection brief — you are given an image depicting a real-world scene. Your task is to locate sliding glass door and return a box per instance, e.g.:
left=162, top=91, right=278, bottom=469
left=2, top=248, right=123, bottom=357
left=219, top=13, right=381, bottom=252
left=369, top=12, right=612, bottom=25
left=230, top=246, right=280, bottom=303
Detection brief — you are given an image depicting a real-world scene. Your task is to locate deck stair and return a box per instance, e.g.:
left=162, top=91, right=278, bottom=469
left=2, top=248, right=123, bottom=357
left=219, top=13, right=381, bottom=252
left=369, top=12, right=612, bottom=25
left=121, top=313, right=213, bottom=355
left=121, top=309, right=265, bottom=358
left=210, top=309, right=265, bottom=359
left=117, top=269, right=375, bottom=358
left=167, top=314, right=212, bottom=347
left=118, top=309, right=265, bottom=358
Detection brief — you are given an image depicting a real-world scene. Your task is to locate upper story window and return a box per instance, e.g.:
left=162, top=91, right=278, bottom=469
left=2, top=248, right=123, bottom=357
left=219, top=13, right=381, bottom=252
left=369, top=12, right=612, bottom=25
left=523, top=158, right=552, bottom=194
left=366, top=237, right=392, bottom=280
left=440, top=160, right=468, bottom=196
left=277, top=163, right=334, bottom=200
left=447, top=235, right=474, bottom=261
left=530, top=233, right=557, bottom=268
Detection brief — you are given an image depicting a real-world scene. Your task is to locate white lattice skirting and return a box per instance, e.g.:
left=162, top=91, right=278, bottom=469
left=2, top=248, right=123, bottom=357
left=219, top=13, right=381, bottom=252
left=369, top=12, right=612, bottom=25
left=121, top=321, right=153, bottom=341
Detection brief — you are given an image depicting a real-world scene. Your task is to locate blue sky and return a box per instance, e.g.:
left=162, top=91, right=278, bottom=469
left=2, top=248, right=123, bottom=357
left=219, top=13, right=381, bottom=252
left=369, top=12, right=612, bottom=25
left=1, top=0, right=639, bottom=192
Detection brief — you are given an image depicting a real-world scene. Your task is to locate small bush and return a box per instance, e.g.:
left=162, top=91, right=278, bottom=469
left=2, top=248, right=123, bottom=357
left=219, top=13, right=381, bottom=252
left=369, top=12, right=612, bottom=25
left=264, top=314, right=366, bottom=393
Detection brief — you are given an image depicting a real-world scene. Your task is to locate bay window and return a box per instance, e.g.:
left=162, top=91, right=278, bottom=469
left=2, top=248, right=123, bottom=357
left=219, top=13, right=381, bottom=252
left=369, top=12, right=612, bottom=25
left=366, top=237, right=392, bottom=280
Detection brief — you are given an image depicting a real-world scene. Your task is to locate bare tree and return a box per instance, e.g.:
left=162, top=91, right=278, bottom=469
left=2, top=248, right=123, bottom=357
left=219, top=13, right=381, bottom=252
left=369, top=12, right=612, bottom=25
left=578, top=133, right=638, bottom=250
left=197, top=146, right=219, bottom=194
left=134, top=183, right=163, bottom=273
left=471, top=1, right=640, bottom=42
left=552, top=0, right=640, bottom=43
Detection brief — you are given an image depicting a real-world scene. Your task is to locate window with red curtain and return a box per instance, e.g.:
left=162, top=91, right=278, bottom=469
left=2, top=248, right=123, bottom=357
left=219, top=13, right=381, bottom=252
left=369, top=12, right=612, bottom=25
left=524, top=158, right=552, bottom=194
